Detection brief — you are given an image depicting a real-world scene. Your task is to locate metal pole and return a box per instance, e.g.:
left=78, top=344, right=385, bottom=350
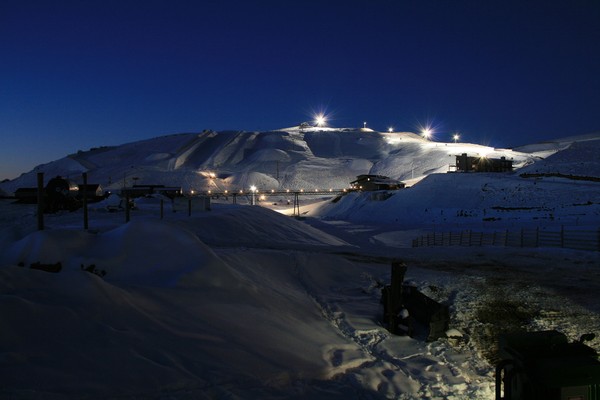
left=37, top=172, right=44, bottom=230
left=293, top=192, right=300, bottom=216
left=82, top=172, right=88, bottom=230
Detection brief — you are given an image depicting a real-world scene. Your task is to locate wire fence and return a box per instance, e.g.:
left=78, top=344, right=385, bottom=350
left=412, top=226, right=600, bottom=252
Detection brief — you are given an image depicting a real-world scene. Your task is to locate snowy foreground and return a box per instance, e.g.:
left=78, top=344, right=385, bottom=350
left=1, top=198, right=599, bottom=399
left=1, top=129, right=599, bottom=398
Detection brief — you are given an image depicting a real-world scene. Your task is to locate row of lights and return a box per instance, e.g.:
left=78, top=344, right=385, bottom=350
left=204, top=187, right=343, bottom=194
left=315, top=113, right=462, bottom=143
left=387, top=126, right=460, bottom=143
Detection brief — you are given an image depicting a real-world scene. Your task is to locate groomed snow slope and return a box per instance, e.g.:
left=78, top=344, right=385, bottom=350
left=0, top=128, right=539, bottom=195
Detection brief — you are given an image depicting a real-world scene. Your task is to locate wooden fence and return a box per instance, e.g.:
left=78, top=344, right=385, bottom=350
left=412, top=226, right=600, bottom=252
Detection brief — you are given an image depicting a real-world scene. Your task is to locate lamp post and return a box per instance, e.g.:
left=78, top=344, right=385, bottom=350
left=250, top=185, right=257, bottom=205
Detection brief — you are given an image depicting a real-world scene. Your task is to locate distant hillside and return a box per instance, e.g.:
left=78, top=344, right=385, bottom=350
left=517, top=135, right=600, bottom=179
left=1, top=127, right=593, bottom=195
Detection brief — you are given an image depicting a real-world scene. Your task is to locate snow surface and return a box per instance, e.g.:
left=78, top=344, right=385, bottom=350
left=1, top=128, right=599, bottom=399
left=0, top=127, right=546, bottom=195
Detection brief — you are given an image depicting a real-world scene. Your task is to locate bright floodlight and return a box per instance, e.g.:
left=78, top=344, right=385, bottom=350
left=250, top=185, right=257, bottom=192
left=422, top=128, right=432, bottom=139
left=453, top=133, right=460, bottom=143
left=388, top=127, right=393, bottom=133
left=314, top=113, right=326, bottom=127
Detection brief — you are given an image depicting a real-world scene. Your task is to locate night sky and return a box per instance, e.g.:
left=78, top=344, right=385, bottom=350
left=1, top=0, right=599, bottom=180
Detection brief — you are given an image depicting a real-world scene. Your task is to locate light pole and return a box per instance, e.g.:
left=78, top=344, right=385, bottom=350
left=250, top=185, right=257, bottom=205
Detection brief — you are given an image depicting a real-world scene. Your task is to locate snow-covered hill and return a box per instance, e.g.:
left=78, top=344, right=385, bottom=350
left=0, top=127, right=547, bottom=195
left=1, top=127, right=599, bottom=399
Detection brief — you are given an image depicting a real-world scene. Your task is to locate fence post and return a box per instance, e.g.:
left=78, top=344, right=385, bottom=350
left=385, top=261, right=407, bottom=334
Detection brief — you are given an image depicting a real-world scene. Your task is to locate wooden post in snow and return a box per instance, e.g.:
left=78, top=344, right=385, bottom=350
left=385, top=261, right=407, bottom=335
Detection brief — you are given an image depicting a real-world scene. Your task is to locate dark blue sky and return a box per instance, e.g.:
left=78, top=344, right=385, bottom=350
left=1, top=0, right=599, bottom=180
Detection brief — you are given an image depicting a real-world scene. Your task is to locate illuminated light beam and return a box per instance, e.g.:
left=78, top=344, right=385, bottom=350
left=314, top=113, right=327, bottom=127
left=416, top=119, right=440, bottom=141
left=421, top=128, right=432, bottom=140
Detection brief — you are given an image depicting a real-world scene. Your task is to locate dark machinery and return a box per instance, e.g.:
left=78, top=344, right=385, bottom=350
left=381, top=262, right=450, bottom=341
left=496, top=330, right=600, bottom=400
left=44, top=176, right=81, bottom=212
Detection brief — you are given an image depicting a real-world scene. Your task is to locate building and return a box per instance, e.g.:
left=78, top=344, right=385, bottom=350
left=350, top=175, right=405, bottom=191
left=455, top=153, right=513, bottom=173
left=78, top=184, right=104, bottom=199
left=120, top=184, right=182, bottom=198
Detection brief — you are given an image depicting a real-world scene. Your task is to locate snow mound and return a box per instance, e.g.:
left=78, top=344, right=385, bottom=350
left=179, top=204, right=353, bottom=249
left=92, top=219, right=235, bottom=287
left=0, top=219, right=236, bottom=288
